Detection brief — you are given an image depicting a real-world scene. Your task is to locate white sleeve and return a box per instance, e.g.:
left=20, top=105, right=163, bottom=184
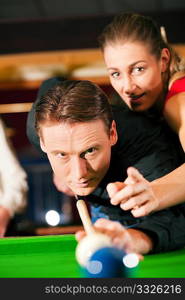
left=0, top=119, right=28, bottom=216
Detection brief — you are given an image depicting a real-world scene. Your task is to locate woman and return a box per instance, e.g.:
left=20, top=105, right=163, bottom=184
left=98, top=12, right=185, bottom=217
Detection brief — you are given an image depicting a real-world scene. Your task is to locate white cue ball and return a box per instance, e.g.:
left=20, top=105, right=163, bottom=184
left=75, top=232, right=112, bottom=267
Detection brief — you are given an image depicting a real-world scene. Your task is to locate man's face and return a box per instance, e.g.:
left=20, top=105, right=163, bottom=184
left=40, top=119, right=117, bottom=196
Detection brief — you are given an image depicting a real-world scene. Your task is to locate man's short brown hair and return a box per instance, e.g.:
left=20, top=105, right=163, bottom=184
left=35, top=80, right=113, bottom=134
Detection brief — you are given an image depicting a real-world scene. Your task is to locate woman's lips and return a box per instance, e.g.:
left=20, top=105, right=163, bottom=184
left=130, top=92, right=146, bottom=103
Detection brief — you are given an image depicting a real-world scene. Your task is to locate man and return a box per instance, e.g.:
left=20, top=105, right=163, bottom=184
left=28, top=78, right=185, bottom=254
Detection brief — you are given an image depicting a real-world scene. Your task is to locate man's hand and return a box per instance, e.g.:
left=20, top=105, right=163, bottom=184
left=75, top=219, right=131, bottom=250
left=0, top=206, right=11, bottom=238
left=107, top=167, right=160, bottom=217
left=76, top=218, right=152, bottom=255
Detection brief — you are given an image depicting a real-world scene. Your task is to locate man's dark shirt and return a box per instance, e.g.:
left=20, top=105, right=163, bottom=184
left=88, top=105, right=185, bottom=253
left=27, top=77, right=185, bottom=254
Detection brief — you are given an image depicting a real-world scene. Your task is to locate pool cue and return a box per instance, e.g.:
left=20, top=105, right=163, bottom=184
left=76, top=199, right=96, bottom=235
left=160, top=26, right=167, bottom=43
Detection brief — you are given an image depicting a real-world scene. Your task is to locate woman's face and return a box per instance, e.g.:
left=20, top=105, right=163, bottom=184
left=104, top=41, right=169, bottom=111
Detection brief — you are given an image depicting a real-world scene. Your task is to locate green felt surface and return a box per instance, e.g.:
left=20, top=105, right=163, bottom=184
left=138, top=248, right=185, bottom=278
left=0, top=235, right=80, bottom=278
left=0, top=235, right=185, bottom=278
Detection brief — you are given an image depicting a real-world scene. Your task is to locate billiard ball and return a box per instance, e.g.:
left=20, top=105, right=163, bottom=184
left=85, top=246, right=127, bottom=278
left=75, top=232, right=112, bottom=267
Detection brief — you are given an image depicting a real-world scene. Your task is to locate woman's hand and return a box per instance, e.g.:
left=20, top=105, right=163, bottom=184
left=107, top=167, right=160, bottom=217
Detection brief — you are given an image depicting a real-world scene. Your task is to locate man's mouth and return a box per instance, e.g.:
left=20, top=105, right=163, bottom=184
left=73, top=179, right=92, bottom=188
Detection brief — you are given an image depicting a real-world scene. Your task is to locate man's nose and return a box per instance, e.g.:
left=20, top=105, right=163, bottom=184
left=71, top=157, right=88, bottom=181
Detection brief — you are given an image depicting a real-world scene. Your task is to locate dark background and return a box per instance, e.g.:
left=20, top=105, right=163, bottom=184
left=0, top=0, right=185, bottom=54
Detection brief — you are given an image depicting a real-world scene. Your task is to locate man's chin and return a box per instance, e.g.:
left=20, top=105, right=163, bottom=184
left=72, top=186, right=96, bottom=197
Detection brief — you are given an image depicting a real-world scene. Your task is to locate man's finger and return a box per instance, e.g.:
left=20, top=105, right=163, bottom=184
left=75, top=230, right=86, bottom=242
left=95, top=218, right=125, bottom=232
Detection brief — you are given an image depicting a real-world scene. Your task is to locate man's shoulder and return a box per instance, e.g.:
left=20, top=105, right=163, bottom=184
left=111, top=104, right=154, bottom=122
left=111, top=105, right=159, bottom=136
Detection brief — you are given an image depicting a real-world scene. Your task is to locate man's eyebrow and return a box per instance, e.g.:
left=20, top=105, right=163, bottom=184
left=50, top=144, right=100, bottom=155
left=85, top=143, right=100, bottom=150
left=82, top=144, right=97, bottom=151
left=51, top=150, right=66, bottom=154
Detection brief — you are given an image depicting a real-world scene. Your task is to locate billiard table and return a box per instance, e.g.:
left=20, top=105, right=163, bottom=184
left=0, top=234, right=185, bottom=278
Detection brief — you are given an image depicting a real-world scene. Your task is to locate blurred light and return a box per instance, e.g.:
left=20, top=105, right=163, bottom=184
left=86, top=260, right=103, bottom=274
left=123, top=253, right=139, bottom=268
left=45, top=210, right=60, bottom=226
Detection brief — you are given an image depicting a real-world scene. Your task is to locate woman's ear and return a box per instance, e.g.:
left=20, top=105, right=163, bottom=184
left=110, top=120, right=118, bottom=146
left=160, top=48, right=170, bottom=72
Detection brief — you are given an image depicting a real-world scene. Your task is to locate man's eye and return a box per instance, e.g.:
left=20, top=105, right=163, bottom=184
left=87, top=148, right=96, bottom=154
left=81, top=147, right=97, bottom=159
left=56, top=153, right=66, bottom=158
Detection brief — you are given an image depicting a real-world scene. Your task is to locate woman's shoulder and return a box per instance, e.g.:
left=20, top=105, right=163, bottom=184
left=166, top=72, right=185, bottom=102
left=164, top=72, right=185, bottom=132
left=168, top=71, right=185, bottom=89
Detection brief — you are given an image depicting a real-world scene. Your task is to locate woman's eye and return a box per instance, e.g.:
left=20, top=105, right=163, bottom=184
left=132, top=66, right=144, bottom=74
left=111, top=72, right=120, bottom=78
